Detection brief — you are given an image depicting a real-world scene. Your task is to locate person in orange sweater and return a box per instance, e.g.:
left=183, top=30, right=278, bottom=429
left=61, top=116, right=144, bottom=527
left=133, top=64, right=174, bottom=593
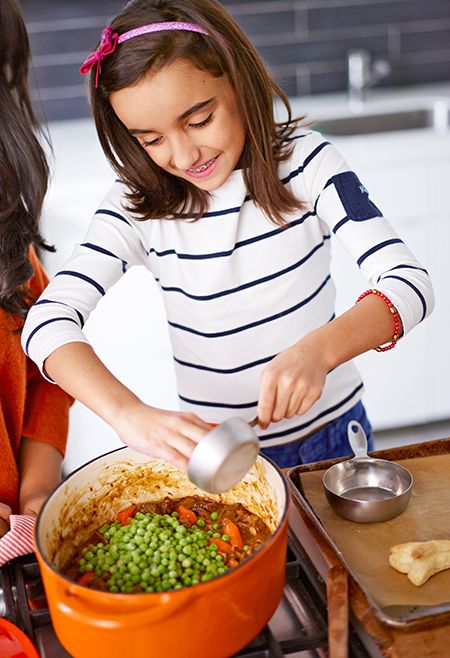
left=0, top=0, right=72, bottom=536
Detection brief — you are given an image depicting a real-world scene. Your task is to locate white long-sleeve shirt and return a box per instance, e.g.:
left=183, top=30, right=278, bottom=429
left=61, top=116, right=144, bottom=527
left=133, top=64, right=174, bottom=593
left=22, top=130, right=434, bottom=447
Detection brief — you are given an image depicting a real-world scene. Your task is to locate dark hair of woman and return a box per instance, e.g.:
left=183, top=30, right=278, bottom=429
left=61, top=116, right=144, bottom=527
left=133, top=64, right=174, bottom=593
left=0, top=0, right=54, bottom=318
left=89, top=0, right=305, bottom=224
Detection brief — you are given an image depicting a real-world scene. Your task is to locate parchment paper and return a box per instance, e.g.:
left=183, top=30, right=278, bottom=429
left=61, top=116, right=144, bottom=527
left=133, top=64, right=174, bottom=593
left=299, top=453, right=450, bottom=607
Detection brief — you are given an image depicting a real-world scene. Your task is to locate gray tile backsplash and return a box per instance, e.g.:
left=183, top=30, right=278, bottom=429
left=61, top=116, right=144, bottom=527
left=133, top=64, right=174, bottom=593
left=19, top=0, right=450, bottom=122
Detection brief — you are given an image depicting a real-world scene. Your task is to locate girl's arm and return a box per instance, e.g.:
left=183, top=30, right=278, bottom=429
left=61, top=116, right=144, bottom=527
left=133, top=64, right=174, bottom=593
left=19, top=439, right=63, bottom=517
left=44, top=342, right=211, bottom=469
left=257, top=131, right=433, bottom=426
left=257, top=292, right=399, bottom=425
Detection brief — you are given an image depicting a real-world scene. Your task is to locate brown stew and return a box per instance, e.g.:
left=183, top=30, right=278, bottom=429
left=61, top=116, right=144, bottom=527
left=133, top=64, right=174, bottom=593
left=64, top=496, right=271, bottom=593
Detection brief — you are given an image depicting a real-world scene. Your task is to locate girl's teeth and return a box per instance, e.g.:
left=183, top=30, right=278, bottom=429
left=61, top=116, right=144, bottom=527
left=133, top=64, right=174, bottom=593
left=190, top=158, right=215, bottom=173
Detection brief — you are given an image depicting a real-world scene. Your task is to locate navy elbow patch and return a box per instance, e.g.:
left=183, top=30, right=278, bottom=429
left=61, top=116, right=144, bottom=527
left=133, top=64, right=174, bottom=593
left=331, top=171, right=382, bottom=221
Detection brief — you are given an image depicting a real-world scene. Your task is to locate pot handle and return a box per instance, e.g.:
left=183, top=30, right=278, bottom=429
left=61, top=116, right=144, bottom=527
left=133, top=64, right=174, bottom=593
left=57, top=584, right=195, bottom=629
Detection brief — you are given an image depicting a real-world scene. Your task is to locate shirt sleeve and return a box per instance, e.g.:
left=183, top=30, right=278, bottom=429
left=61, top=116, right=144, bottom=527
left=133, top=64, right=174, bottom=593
left=22, top=248, right=73, bottom=455
left=22, top=183, right=149, bottom=378
left=297, top=131, right=434, bottom=335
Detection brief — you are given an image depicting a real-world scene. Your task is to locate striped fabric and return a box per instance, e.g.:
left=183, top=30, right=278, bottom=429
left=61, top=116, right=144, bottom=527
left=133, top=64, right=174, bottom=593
left=22, top=130, right=434, bottom=447
left=0, top=515, right=35, bottom=566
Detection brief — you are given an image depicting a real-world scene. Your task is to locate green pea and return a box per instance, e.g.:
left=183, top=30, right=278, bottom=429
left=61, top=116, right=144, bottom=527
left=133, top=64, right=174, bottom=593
left=210, top=512, right=218, bottom=521
left=196, top=519, right=205, bottom=527
left=243, top=545, right=250, bottom=552
left=221, top=534, right=230, bottom=542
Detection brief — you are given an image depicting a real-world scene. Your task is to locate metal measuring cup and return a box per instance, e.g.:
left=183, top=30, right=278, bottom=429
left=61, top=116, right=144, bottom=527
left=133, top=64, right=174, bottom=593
left=188, top=417, right=260, bottom=494
left=322, top=420, right=413, bottom=523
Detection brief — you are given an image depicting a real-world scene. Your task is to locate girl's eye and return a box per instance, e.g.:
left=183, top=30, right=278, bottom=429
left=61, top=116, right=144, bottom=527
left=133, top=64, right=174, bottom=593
left=142, top=136, right=162, bottom=147
left=190, top=113, right=213, bottom=129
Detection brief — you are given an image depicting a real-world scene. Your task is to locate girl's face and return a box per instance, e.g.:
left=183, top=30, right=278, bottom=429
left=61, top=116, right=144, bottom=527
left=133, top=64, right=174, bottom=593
left=110, top=59, right=246, bottom=191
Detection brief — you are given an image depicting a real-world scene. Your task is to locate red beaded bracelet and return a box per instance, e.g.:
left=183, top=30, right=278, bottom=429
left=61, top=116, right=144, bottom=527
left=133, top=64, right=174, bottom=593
left=356, top=289, right=401, bottom=352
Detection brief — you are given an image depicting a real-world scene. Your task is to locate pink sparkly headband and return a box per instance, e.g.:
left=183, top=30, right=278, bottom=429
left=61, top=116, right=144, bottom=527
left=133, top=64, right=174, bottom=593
left=80, top=22, right=209, bottom=87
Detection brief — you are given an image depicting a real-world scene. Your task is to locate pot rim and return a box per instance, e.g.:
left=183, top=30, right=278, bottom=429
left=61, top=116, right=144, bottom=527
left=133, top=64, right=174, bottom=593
left=35, top=447, right=290, bottom=597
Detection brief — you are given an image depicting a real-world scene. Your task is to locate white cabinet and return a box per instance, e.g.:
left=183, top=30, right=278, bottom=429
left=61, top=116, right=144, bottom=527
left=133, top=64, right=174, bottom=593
left=328, top=131, right=450, bottom=430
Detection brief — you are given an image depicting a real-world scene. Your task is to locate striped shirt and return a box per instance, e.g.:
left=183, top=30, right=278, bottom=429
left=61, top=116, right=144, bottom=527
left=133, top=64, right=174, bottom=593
left=22, top=130, right=434, bottom=447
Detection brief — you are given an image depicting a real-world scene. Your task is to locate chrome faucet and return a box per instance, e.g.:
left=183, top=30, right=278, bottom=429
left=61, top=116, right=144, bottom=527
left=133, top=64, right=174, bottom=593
left=347, top=49, right=391, bottom=110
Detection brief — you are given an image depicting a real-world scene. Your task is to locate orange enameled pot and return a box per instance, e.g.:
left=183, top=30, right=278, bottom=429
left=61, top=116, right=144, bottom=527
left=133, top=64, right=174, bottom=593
left=35, top=448, right=289, bottom=658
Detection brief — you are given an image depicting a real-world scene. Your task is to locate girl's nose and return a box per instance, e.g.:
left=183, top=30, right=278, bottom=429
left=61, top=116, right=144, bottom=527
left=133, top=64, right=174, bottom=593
left=170, top=137, right=201, bottom=171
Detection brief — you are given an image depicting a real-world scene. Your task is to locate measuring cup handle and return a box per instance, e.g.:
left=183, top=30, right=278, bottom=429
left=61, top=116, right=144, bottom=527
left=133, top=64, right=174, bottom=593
left=347, top=420, right=369, bottom=458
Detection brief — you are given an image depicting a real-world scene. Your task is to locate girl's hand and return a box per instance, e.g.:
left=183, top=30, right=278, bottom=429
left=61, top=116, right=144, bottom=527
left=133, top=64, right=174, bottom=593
left=0, top=503, right=12, bottom=537
left=20, top=493, right=49, bottom=518
left=257, top=338, right=328, bottom=427
left=113, top=403, right=212, bottom=470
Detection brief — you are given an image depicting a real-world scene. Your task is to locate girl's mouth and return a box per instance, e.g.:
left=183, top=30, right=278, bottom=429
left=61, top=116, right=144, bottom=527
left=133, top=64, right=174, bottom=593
left=185, top=155, right=219, bottom=179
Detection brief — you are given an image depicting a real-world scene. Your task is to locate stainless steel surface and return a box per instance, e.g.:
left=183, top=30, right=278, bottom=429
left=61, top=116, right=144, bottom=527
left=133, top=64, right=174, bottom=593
left=317, top=103, right=450, bottom=136
left=322, top=421, right=413, bottom=523
left=188, top=417, right=259, bottom=494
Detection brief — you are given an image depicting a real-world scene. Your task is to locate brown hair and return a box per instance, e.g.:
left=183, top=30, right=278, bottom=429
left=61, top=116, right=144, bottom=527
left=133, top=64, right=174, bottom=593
left=0, top=0, right=54, bottom=318
left=88, top=0, right=304, bottom=224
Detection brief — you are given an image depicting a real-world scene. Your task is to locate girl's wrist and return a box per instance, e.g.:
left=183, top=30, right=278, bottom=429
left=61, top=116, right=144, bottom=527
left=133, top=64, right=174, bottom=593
left=298, top=329, right=336, bottom=373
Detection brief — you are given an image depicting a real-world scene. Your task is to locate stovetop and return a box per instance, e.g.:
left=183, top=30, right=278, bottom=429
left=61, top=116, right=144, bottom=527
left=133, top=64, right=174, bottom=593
left=0, top=533, right=378, bottom=658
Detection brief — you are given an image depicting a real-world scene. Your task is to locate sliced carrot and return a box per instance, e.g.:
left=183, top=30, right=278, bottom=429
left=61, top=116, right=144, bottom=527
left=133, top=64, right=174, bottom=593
left=117, top=504, right=137, bottom=525
left=177, top=504, right=198, bottom=525
left=222, top=519, right=243, bottom=549
left=78, top=571, right=95, bottom=585
left=227, top=558, right=239, bottom=569
left=208, top=537, right=232, bottom=553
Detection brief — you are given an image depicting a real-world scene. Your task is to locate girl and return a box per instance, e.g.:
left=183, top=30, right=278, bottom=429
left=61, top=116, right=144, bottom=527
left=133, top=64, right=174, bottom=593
left=0, top=0, right=72, bottom=535
left=22, top=0, right=433, bottom=470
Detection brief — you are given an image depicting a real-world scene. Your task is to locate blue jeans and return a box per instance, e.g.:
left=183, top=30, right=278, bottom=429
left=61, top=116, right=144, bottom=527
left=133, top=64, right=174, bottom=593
left=260, top=401, right=374, bottom=468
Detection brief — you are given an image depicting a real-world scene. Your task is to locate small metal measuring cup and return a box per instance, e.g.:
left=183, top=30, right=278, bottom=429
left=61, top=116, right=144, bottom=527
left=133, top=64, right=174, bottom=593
left=323, top=420, right=413, bottom=523
left=188, top=417, right=260, bottom=494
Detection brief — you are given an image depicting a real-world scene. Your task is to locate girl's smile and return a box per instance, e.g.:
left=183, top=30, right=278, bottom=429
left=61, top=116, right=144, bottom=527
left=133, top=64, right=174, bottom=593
left=110, top=60, right=246, bottom=191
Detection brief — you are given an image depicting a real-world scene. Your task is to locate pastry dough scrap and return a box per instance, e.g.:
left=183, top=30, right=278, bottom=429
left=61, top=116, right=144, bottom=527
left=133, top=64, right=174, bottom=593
left=389, top=540, right=450, bottom=586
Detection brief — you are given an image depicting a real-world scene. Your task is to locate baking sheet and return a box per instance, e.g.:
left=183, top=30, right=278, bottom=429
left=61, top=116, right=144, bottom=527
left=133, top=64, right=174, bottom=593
left=297, top=453, right=450, bottom=609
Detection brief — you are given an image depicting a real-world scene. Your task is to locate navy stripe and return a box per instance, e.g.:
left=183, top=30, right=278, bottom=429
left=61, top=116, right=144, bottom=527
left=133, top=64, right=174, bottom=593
left=56, top=270, right=105, bottom=296
left=81, top=242, right=127, bottom=273
left=168, top=275, right=331, bottom=338
left=149, top=210, right=315, bottom=260
left=200, top=205, right=243, bottom=219
left=333, top=216, right=349, bottom=233
left=179, top=380, right=363, bottom=417
left=34, top=299, right=84, bottom=327
left=25, top=317, right=79, bottom=355
left=376, top=263, right=428, bottom=283
left=174, top=353, right=275, bottom=374
left=178, top=395, right=257, bottom=409
left=314, top=176, right=334, bottom=214
left=281, top=141, right=329, bottom=185
left=173, top=310, right=336, bottom=373
left=260, top=382, right=364, bottom=442
left=356, top=238, right=404, bottom=267
left=159, top=236, right=329, bottom=301
left=95, top=208, right=132, bottom=227
left=380, top=274, right=427, bottom=321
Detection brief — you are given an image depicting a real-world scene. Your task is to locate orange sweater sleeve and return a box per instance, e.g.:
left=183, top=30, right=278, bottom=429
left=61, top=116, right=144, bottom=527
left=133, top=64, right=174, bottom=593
left=21, top=248, right=73, bottom=455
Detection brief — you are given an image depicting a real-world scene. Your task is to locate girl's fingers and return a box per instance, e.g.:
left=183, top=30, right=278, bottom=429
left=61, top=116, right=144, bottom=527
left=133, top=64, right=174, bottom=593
left=286, top=392, right=305, bottom=418
left=0, top=503, right=12, bottom=521
left=167, top=432, right=201, bottom=459
left=295, top=391, right=320, bottom=416
left=258, top=379, right=277, bottom=427
left=177, top=416, right=211, bottom=444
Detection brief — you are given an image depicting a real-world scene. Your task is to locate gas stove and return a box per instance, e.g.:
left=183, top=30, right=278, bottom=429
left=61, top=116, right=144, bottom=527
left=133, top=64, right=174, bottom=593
left=0, top=533, right=378, bottom=658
